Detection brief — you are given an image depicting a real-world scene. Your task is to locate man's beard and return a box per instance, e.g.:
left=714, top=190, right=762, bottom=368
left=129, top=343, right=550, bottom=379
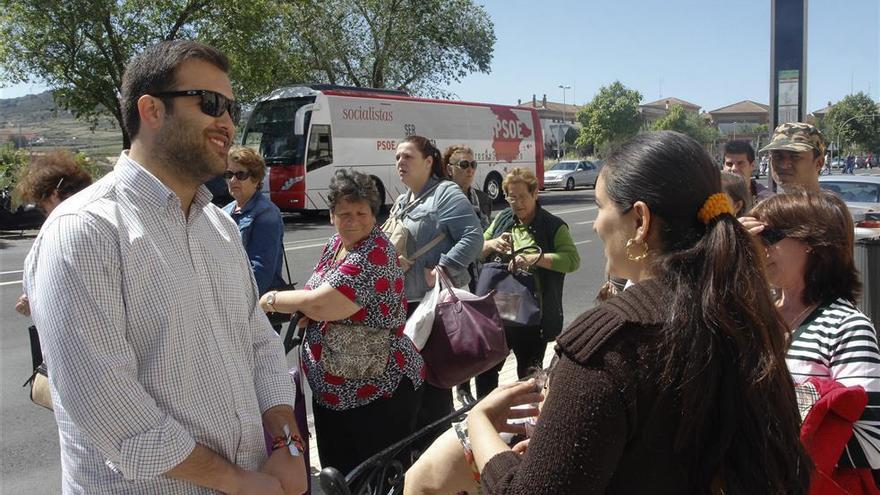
left=155, top=117, right=226, bottom=185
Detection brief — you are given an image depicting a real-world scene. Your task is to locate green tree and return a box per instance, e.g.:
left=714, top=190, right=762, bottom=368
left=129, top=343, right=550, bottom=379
left=286, top=0, right=495, bottom=97
left=650, top=104, right=719, bottom=144
left=824, top=92, right=880, bottom=153
left=1, top=0, right=298, bottom=148
left=575, top=81, right=642, bottom=155
left=1, top=0, right=495, bottom=150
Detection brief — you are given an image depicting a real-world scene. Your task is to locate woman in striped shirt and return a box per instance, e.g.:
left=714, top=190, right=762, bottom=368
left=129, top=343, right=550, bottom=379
left=749, top=190, right=880, bottom=473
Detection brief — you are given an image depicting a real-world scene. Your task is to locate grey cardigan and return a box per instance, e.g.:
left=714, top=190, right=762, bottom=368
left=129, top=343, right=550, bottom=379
left=393, top=177, right=484, bottom=302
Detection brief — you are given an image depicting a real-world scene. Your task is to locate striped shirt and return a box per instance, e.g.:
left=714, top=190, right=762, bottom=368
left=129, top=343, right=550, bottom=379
left=786, top=298, right=880, bottom=469
left=24, top=152, right=297, bottom=493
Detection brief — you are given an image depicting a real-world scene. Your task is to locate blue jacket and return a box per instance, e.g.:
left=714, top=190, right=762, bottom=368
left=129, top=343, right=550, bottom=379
left=223, top=193, right=285, bottom=294
left=393, top=177, right=484, bottom=301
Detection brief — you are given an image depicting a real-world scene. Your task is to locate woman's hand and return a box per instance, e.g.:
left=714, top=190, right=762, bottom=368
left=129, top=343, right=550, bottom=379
left=424, top=267, right=437, bottom=288
left=490, top=233, right=512, bottom=254
left=738, top=216, right=766, bottom=236
left=469, top=379, right=543, bottom=436
left=509, top=253, right=541, bottom=271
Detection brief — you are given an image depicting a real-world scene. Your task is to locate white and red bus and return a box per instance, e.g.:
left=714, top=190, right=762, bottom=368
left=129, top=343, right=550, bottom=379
left=240, top=85, right=544, bottom=211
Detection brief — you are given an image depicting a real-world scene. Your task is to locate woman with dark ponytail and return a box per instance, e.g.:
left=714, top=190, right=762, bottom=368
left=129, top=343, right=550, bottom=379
left=391, top=135, right=484, bottom=436
left=465, top=131, right=811, bottom=494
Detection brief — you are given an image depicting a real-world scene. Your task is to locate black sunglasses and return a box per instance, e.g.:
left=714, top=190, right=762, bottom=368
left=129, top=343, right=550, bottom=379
left=759, top=227, right=787, bottom=246
left=223, top=170, right=251, bottom=181
left=452, top=160, right=478, bottom=169
left=151, top=89, right=241, bottom=124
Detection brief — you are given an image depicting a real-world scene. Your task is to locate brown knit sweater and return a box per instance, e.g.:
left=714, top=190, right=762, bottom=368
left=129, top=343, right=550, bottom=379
left=480, top=279, right=693, bottom=494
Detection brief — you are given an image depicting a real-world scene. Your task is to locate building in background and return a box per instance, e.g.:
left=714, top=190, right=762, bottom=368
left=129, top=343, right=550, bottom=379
left=517, top=94, right=582, bottom=159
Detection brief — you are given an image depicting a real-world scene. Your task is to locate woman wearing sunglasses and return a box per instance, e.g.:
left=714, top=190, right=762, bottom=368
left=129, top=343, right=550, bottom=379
left=444, top=145, right=492, bottom=230
left=747, top=191, right=880, bottom=476
left=222, top=146, right=285, bottom=295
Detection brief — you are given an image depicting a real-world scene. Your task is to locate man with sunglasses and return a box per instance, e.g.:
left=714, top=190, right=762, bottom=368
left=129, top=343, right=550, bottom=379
left=24, top=40, right=305, bottom=495
left=758, top=122, right=827, bottom=194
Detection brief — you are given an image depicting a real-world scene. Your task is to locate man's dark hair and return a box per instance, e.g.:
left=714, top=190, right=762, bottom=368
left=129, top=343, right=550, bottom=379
left=120, top=40, right=229, bottom=140
left=723, top=140, right=755, bottom=163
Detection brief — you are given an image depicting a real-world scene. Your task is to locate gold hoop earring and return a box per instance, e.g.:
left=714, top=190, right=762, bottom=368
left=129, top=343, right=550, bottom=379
left=625, top=238, right=648, bottom=261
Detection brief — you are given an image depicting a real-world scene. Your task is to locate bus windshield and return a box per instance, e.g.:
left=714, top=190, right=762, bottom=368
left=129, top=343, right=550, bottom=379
left=242, top=97, right=313, bottom=165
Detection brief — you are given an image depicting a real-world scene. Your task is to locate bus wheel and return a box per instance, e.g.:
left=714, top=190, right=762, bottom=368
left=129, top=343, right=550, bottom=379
left=371, top=176, right=389, bottom=215
left=484, top=172, right=504, bottom=203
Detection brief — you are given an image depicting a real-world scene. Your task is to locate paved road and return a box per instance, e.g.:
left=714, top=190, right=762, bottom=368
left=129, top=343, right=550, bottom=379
left=0, top=186, right=606, bottom=494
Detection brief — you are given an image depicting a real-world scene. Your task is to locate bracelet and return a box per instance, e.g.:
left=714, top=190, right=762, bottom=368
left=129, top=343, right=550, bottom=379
left=271, top=425, right=304, bottom=456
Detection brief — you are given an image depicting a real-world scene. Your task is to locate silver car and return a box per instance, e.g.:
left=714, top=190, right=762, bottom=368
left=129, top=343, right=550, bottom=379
left=819, top=175, right=880, bottom=240
left=542, top=160, right=599, bottom=191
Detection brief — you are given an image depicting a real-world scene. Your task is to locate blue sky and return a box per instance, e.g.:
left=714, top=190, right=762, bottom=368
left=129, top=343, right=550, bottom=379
left=445, top=0, right=878, bottom=112
left=2, top=0, right=877, bottom=114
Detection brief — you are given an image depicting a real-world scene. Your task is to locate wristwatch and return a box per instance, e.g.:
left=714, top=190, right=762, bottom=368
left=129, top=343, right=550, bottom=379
left=265, top=291, right=278, bottom=312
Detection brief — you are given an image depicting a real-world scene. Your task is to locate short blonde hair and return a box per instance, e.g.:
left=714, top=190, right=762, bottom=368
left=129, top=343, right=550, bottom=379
left=502, top=167, right=539, bottom=194
left=228, top=146, right=266, bottom=186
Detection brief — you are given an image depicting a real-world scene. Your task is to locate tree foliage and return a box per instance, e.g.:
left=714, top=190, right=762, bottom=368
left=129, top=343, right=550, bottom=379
left=0, top=0, right=295, bottom=147
left=575, top=81, right=642, bottom=155
left=650, top=104, right=719, bottom=144
left=286, top=0, right=495, bottom=97
left=824, top=92, right=880, bottom=153
left=1, top=0, right=495, bottom=147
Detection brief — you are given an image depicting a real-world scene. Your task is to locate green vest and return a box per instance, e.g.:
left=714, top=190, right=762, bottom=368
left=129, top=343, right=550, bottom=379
left=489, top=206, right=568, bottom=341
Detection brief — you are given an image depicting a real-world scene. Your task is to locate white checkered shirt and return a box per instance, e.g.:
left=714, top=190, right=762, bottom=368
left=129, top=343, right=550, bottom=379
left=24, top=152, right=297, bottom=493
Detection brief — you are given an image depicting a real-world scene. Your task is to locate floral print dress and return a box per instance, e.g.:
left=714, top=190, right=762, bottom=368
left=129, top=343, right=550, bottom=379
left=301, top=226, right=425, bottom=411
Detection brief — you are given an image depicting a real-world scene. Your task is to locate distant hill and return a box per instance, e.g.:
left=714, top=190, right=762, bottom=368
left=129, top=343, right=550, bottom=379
left=0, top=91, right=123, bottom=165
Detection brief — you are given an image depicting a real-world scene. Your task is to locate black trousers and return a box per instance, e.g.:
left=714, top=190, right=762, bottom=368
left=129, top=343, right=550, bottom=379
left=312, top=378, right=423, bottom=477
left=475, top=325, right=545, bottom=398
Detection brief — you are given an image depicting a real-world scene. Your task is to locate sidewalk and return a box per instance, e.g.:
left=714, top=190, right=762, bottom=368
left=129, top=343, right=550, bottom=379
left=300, top=342, right=557, bottom=493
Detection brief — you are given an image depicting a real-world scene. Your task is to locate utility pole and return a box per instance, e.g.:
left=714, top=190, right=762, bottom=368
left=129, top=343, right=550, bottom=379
left=557, top=84, right=571, bottom=159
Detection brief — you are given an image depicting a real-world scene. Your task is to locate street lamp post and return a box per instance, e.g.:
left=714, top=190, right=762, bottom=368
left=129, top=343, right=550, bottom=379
left=558, top=84, right=571, bottom=159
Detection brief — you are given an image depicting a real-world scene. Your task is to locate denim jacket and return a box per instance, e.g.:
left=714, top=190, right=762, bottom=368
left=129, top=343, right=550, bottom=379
left=223, top=192, right=285, bottom=294
left=393, top=177, right=484, bottom=302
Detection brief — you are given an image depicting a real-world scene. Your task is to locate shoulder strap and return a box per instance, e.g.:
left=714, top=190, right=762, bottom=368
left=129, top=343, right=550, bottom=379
left=406, top=232, right=446, bottom=263
left=397, top=181, right=443, bottom=217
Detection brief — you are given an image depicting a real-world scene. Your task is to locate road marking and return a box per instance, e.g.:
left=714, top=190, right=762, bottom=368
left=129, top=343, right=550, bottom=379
left=285, top=242, right=328, bottom=252
left=284, top=236, right=329, bottom=246
left=0, top=280, right=22, bottom=286
left=574, top=240, right=593, bottom=245
left=0, top=270, right=24, bottom=275
left=549, top=205, right=597, bottom=215
left=575, top=220, right=594, bottom=225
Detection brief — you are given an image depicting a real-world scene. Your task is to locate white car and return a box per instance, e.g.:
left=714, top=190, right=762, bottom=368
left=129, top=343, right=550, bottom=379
left=819, top=175, right=880, bottom=240
left=542, top=160, right=599, bottom=191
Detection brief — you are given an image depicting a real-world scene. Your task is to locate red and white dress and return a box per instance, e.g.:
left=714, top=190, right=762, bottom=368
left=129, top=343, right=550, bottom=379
left=301, top=226, right=425, bottom=411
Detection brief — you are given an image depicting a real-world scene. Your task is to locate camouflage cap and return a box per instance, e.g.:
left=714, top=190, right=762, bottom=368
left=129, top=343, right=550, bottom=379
left=759, top=122, right=827, bottom=156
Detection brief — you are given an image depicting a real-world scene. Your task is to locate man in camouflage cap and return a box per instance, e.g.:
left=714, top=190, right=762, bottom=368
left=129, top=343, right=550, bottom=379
left=759, top=122, right=826, bottom=192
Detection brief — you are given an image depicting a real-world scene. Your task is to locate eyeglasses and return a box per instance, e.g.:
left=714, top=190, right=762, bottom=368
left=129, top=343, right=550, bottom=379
left=151, top=89, right=241, bottom=124
left=223, top=170, right=251, bottom=181
left=759, top=227, right=787, bottom=246
left=505, top=194, right=531, bottom=204
left=452, top=160, right=478, bottom=170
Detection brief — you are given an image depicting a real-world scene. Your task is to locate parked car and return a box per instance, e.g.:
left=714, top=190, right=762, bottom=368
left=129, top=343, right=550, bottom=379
left=542, top=160, right=599, bottom=191
left=819, top=175, right=880, bottom=240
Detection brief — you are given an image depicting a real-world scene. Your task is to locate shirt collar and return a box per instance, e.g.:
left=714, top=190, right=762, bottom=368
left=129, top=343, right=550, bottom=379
left=115, top=151, right=212, bottom=212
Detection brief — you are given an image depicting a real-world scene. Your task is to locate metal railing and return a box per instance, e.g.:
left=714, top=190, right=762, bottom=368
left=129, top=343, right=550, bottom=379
left=318, top=401, right=477, bottom=495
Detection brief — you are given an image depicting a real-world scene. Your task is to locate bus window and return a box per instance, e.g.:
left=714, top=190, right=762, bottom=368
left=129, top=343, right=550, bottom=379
left=241, top=97, right=312, bottom=165
left=306, top=125, right=333, bottom=172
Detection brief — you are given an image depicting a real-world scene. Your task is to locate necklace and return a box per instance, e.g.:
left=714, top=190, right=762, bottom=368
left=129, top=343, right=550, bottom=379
left=785, top=303, right=817, bottom=331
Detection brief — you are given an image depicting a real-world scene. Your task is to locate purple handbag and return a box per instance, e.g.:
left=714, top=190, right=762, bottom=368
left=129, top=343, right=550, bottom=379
left=421, top=267, right=509, bottom=388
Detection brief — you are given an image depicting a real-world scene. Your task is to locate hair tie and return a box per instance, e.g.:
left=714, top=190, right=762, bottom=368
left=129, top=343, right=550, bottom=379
left=697, top=192, right=735, bottom=224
